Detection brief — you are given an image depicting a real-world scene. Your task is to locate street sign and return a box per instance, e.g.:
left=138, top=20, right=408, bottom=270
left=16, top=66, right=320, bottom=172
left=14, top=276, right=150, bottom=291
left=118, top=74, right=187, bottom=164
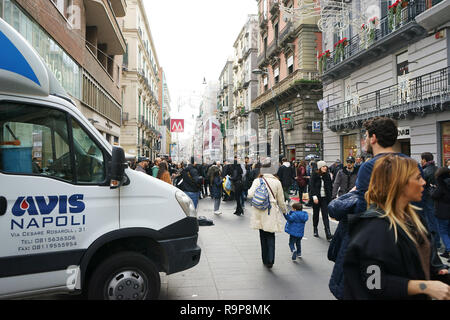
left=170, top=119, right=184, bottom=133
left=312, top=121, right=321, bottom=133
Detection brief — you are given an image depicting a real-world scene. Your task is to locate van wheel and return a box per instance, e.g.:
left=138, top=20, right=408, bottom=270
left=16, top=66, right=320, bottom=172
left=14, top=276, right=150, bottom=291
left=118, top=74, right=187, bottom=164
left=87, top=251, right=160, bottom=300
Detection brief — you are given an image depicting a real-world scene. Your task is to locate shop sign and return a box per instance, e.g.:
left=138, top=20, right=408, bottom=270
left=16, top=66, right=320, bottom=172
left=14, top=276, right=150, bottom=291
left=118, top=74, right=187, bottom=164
left=312, top=122, right=321, bottom=133
left=398, top=127, right=410, bottom=139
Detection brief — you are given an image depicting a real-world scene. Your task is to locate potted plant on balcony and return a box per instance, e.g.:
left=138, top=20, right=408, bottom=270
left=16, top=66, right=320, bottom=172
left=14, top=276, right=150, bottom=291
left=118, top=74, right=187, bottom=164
left=318, top=50, right=330, bottom=73
left=388, top=0, right=404, bottom=31
left=368, top=17, right=378, bottom=45
left=334, top=38, right=348, bottom=63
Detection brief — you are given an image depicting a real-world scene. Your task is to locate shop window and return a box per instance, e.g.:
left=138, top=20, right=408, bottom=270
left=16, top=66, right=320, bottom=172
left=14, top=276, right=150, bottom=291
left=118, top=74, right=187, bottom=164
left=442, top=121, right=450, bottom=166
left=342, top=134, right=358, bottom=158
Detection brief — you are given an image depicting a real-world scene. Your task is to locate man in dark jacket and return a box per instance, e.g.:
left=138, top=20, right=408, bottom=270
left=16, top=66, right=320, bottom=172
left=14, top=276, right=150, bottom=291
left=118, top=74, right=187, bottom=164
left=432, top=167, right=450, bottom=261
left=420, top=152, right=441, bottom=249
left=421, top=152, right=438, bottom=196
left=276, top=157, right=295, bottom=203
left=230, top=156, right=244, bottom=216
left=332, top=156, right=359, bottom=199
left=180, top=157, right=201, bottom=209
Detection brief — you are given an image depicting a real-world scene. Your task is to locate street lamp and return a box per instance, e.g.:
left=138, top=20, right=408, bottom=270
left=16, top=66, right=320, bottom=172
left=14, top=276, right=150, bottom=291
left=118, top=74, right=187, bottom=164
left=252, top=68, right=287, bottom=158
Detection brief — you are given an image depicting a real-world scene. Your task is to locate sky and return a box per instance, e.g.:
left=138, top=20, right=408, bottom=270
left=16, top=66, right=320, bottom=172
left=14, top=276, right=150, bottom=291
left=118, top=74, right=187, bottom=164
left=144, top=0, right=257, bottom=127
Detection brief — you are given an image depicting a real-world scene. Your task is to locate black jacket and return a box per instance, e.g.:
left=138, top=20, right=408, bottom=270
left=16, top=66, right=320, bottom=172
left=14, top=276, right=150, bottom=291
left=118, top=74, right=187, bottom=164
left=179, top=165, right=201, bottom=192
left=310, top=171, right=333, bottom=203
left=431, top=168, right=450, bottom=220
left=276, top=164, right=295, bottom=189
left=343, top=206, right=449, bottom=300
left=230, top=163, right=243, bottom=186
left=422, top=162, right=438, bottom=197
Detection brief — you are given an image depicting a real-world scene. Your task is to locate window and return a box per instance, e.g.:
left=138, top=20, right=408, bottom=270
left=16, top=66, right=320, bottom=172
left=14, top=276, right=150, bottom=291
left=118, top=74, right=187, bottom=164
left=71, top=119, right=105, bottom=183
left=274, top=23, right=279, bottom=45
left=0, top=103, right=73, bottom=182
left=274, top=66, right=280, bottom=84
left=342, top=134, right=358, bottom=158
left=51, top=0, right=73, bottom=20
left=287, top=55, right=294, bottom=74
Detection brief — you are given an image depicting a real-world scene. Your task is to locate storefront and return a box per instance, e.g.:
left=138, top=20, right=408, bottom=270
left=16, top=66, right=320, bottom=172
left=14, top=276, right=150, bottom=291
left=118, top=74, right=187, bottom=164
left=395, top=126, right=411, bottom=157
left=342, top=134, right=358, bottom=159
left=441, top=121, right=450, bottom=166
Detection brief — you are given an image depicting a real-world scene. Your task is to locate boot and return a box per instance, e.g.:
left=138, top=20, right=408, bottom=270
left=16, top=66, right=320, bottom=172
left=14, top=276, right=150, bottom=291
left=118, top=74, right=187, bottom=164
left=313, top=227, right=319, bottom=237
left=325, top=227, right=333, bottom=241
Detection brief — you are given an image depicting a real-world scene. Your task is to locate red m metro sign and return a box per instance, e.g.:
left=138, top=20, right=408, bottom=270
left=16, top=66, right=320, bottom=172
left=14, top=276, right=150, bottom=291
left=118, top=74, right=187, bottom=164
left=170, top=119, right=184, bottom=133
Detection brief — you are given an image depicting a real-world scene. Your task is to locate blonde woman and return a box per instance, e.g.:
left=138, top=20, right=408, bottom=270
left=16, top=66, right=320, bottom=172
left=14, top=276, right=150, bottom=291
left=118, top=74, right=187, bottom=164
left=248, top=170, right=288, bottom=268
left=343, top=154, right=450, bottom=300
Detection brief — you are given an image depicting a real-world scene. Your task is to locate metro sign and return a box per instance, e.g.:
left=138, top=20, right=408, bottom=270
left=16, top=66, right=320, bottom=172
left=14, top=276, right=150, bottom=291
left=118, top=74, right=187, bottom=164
left=171, top=119, right=184, bottom=133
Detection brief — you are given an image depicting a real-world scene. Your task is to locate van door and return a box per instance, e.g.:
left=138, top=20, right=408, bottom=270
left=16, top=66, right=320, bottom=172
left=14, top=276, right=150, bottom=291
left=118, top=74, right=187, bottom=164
left=0, top=100, right=119, bottom=297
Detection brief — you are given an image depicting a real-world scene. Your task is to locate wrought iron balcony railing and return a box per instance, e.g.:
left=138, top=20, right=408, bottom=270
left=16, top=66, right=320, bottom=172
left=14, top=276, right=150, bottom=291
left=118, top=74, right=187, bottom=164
left=326, top=67, right=450, bottom=131
left=322, top=0, right=427, bottom=74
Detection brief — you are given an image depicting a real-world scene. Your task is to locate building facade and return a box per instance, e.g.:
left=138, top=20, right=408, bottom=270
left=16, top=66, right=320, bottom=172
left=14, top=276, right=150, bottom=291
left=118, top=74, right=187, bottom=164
left=229, top=14, right=259, bottom=162
left=1, top=0, right=126, bottom=145
left=120, top=0, right=161, bottom=160
left=217, top=59, right=234, bottom=161
left=159, top=68, right=172, bottom=156
left=320, top=0, right=450, bottom=166
left=252, top=0, right=323, bottom=162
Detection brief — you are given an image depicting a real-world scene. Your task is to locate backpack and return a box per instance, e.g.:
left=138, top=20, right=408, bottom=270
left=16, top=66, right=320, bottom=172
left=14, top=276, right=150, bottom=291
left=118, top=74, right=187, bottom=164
left=251, top=178, right=272, bottom=213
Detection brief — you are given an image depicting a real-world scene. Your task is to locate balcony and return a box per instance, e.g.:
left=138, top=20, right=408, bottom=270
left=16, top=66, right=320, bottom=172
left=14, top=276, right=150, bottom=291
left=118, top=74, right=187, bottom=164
left=109, top=0, right=127, bottom=17
left=321, top=0, right=428, bottom=83
left=415, top=0, right=450, bottom=31
left=269, top=0, right=280, bottom=19
left=259, top=13, right=268, bottom=29
left=252, top=69, right=321, bottom=111
left=326, top=67, right=450, bottom=132
left=84, top=0, right=126, bottom=55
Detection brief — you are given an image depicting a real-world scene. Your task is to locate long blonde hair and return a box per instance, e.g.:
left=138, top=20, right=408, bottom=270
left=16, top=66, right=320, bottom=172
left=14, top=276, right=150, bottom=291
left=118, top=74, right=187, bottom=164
left=365, top=154, right=427, bottom=245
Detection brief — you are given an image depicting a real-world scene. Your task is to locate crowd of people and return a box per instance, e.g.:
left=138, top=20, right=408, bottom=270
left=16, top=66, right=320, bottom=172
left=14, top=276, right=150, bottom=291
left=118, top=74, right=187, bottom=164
left=130, top=115, right=450, bottom=299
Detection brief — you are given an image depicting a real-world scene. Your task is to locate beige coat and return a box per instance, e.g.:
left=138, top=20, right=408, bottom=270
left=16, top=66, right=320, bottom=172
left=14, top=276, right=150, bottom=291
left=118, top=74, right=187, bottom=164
left=248, top=174, right=288, bottom=233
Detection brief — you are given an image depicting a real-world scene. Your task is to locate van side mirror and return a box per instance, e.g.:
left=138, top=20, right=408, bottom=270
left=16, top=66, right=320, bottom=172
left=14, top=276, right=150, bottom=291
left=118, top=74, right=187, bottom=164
left=110, top=147, right=127, bottom=189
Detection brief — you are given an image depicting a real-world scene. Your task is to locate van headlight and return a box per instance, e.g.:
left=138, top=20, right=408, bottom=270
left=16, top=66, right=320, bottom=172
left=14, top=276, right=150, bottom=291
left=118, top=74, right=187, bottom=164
left=175, top=191, right=197, bottom=218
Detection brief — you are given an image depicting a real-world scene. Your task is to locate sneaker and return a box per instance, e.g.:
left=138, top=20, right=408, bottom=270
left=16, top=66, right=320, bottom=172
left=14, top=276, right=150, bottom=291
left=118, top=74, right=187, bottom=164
left=214, top=211, right=221, bottom=215
left=440, top=251, right=450, bottom=259
left=291, top=251, right=297, bottom=260
left=297, top=251, right=302, bottom=258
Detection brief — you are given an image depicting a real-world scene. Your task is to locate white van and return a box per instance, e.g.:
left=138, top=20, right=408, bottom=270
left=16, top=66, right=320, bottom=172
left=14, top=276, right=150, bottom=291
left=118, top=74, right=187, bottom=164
left=0, top=18, right=200, bottom=300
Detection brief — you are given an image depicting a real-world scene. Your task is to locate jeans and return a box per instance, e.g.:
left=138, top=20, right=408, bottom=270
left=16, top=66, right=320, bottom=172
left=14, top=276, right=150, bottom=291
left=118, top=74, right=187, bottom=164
left=259, top=230, right=275, bottom=265
left=289, top=236, right=302, bottom=255
left=437, top=218, right=450, bottom=252
left=214, top=197, right=221, bottom=212
left=185, top=191, right=199, bottom=209
left=240, top=191, right=246, bottom=208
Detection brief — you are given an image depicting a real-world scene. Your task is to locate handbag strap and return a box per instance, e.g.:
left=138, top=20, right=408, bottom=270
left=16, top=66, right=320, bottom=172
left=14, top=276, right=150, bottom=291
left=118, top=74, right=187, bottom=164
left=262, top=177, right=276, bottom=201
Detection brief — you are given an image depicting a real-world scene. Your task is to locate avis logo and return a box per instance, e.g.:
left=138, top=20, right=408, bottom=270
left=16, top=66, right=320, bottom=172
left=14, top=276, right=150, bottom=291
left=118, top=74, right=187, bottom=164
left=12, top=195, right=85, bottom=216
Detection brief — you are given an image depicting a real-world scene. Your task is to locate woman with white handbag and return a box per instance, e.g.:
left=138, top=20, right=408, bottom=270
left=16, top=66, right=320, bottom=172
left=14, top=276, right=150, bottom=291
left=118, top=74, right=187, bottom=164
left=248, top=170, right=288, bottom=268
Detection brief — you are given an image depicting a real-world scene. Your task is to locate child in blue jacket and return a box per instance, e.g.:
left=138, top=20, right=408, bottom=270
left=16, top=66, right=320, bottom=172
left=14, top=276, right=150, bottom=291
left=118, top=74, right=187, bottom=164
left=284, top=202, right=309, bottom=260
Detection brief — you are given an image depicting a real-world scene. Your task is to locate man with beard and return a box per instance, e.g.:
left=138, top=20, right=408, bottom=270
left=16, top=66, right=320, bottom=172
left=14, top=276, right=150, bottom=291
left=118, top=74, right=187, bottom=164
left=328, top=117, right=444, bottom=300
